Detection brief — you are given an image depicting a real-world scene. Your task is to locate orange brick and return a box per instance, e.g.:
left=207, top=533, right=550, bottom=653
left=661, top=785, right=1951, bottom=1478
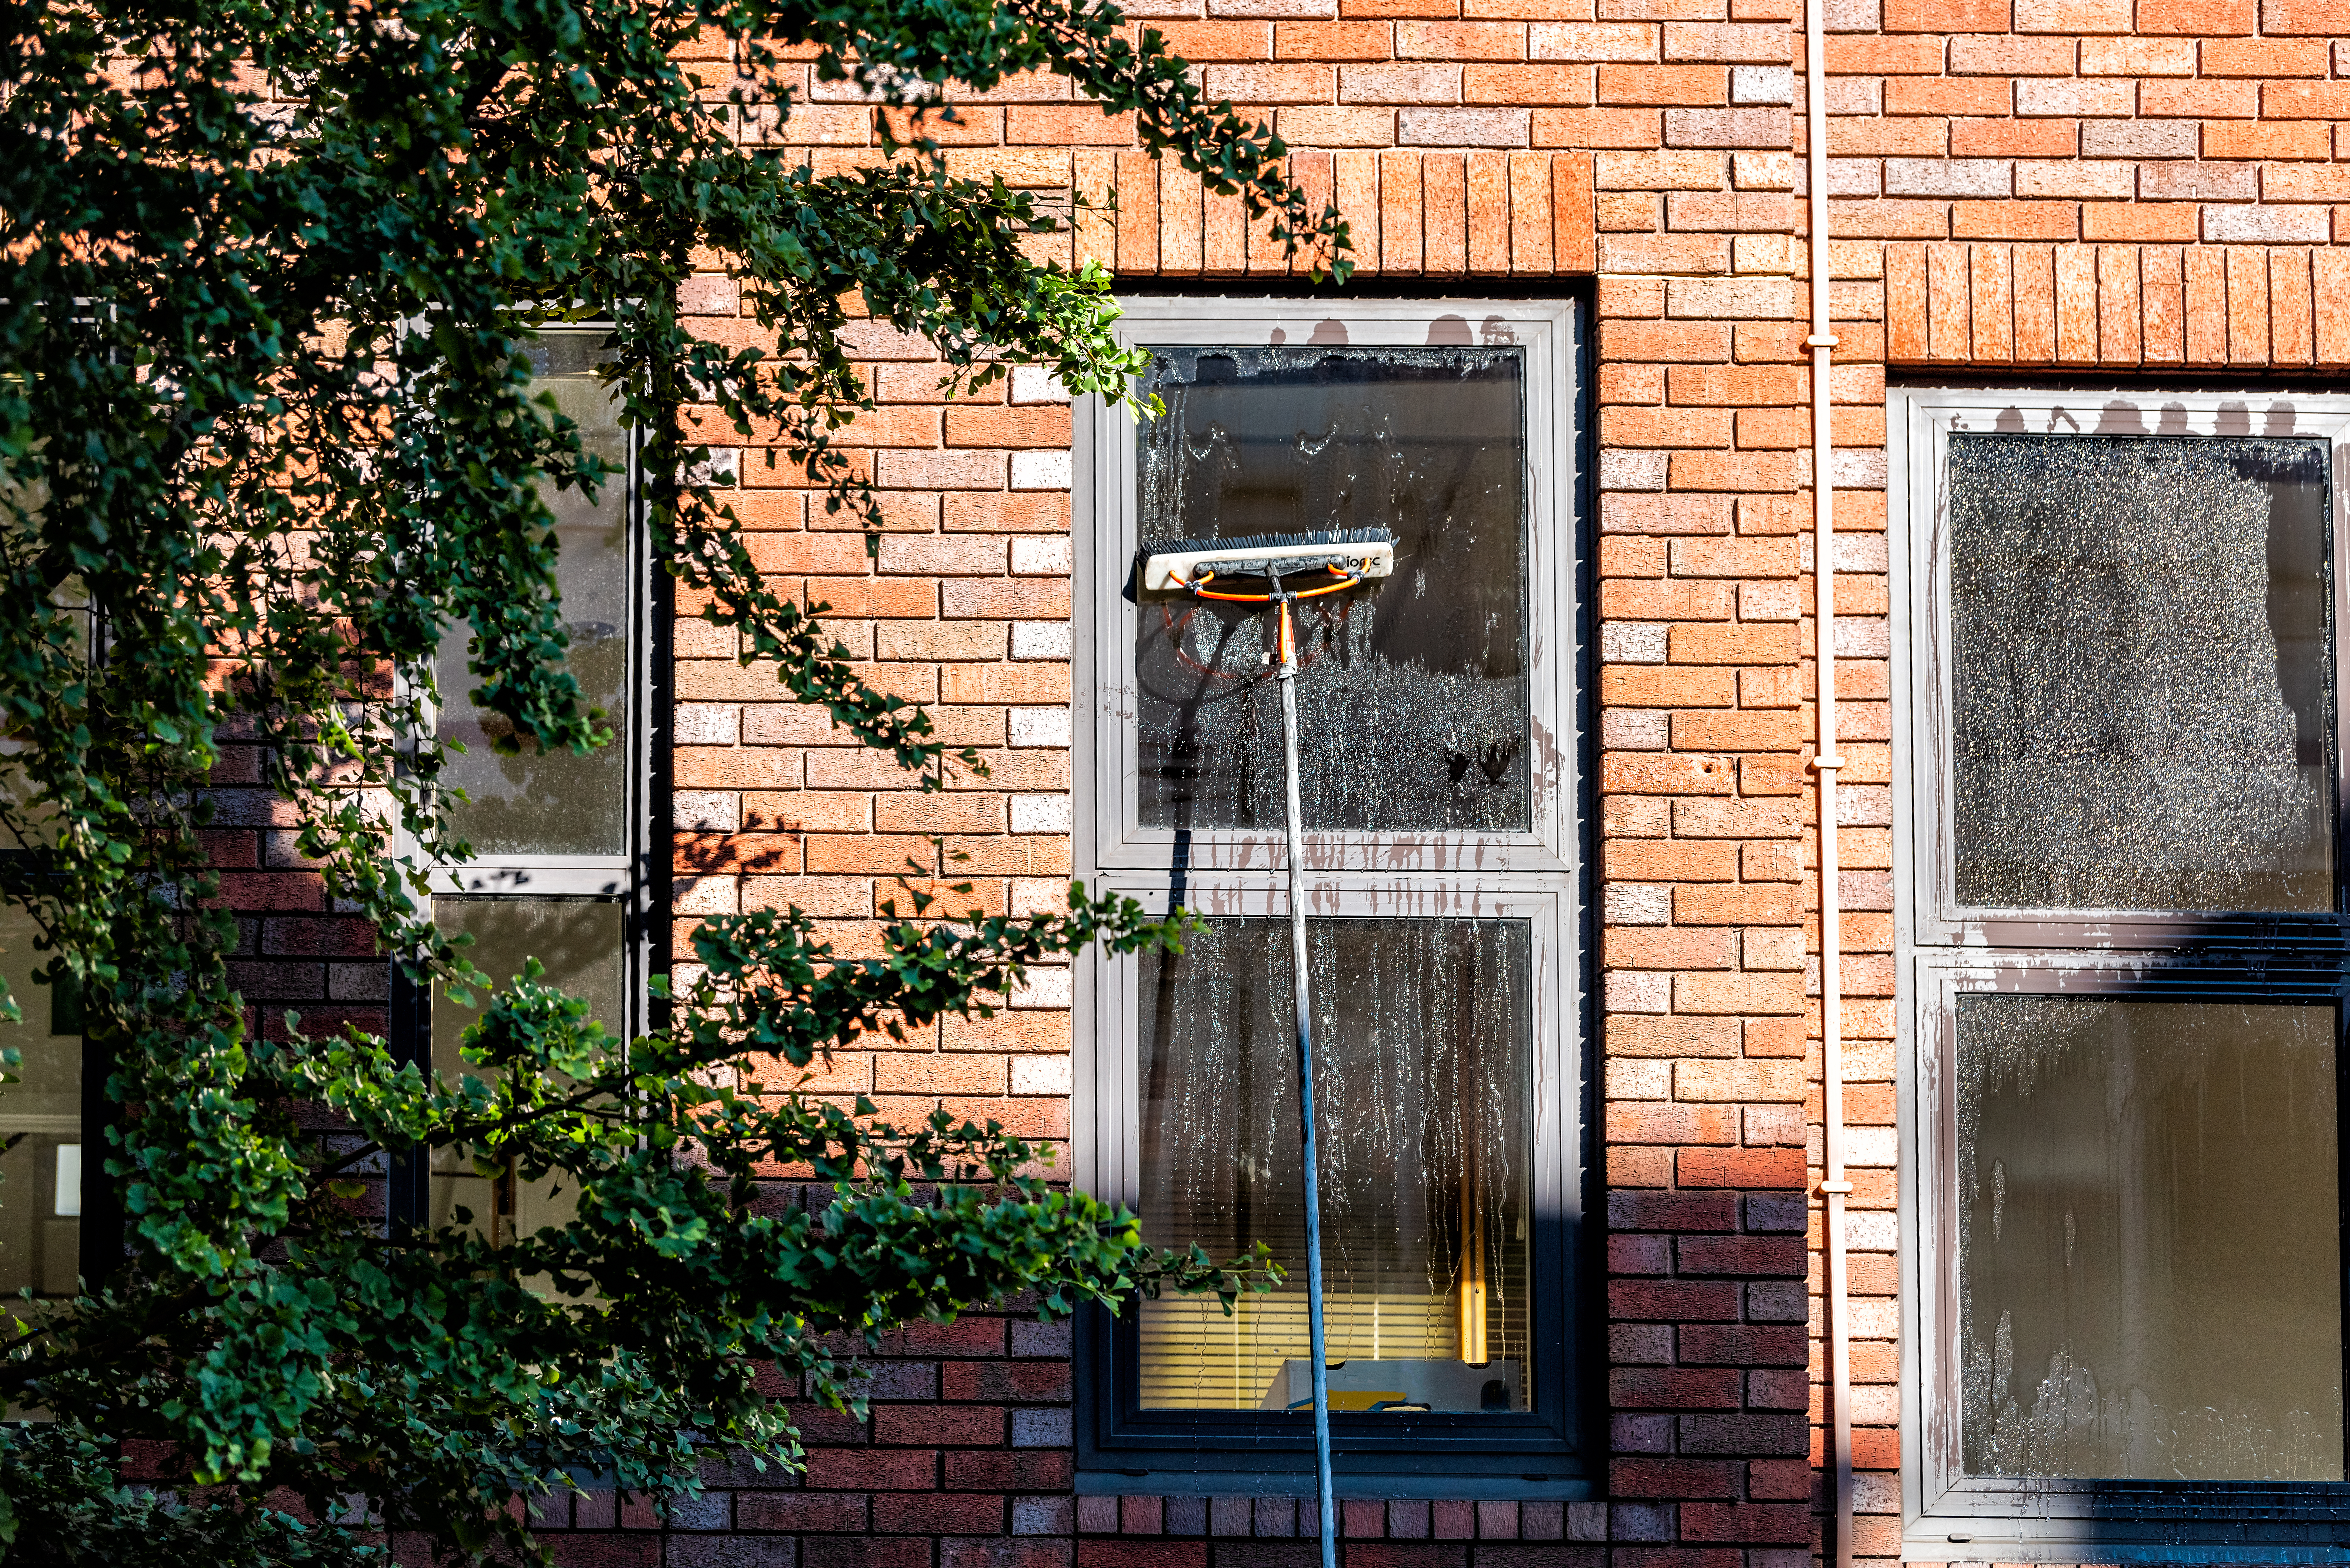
left=2272, top=248, right=2315, bottom=366
left=1823, top=35, right=1946, bottom=74
left=2135, top=0, right=2254, bottom=29
left=2199, top=37, right=2329, bottom=75
left=2201, top=122, right=2329, bottom=164
left=1883, top=78, right=2011, bottom=116
left=2077, top=35, right=2195, bottom=72
left=2261, top=82, right=2350, bottom=120
left=1395, top=19, right=1530, bottom=57
left=1598, top=753, right=1738, bottom=795
left=1596, top=64, right=1727, bottom=104
left=1381, top=148, right=1426, bottom=271
left=1465, top=63, right=1599, bottom=100
left=2263, top=166, right=2350, bottom=204
left=1948, top=35, right=2074, bottom=75
left=1424, top=150, right=1469, bottom=270
left=2080, top=203, right=2199, bottom=242
left=1601, top=665, right=1740, bottom=706
left=2183, top=243, right=2228, bottom=363
left=1952, top=200, right=2078, bottom=241
left=1668, top=623, right=1798, bottom=664
left=2141, top=243, right=2185, bottom=363
left=1272, top=20, right=1393, bottom=56
left=1885, top=0, right=2008, bottom=25
left=1951, top=118, right=2077, bottom=158
left=1153, top=20, right=1276, bottom=58
left=2011, top=0, right=2125, bottom=27
left=2225, top=243, right=2269, bottom=364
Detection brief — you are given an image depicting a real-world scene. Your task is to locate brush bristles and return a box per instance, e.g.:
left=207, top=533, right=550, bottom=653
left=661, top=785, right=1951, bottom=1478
left=1146, top=527, right=1394, bottom=555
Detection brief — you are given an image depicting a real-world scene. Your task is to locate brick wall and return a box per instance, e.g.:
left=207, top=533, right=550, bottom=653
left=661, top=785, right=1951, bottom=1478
left=321, top=0, right=2349, bottom=1561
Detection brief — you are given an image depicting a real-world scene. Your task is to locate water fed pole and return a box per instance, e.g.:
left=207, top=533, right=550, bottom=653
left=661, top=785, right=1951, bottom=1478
left=1140, top=527, right=1396, bottom=1568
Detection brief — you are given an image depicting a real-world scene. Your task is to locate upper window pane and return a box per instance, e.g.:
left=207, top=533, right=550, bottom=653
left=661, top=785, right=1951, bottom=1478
left=436, top=335, right=631, bottom=858
left=1948, top=434, right=2333, bottom=912
left=1134, top=347, right=1529, bottom=834
left=1136, top=916, right=1533, bottom=1414
left=1957, top=994, right=2341, bottom=1482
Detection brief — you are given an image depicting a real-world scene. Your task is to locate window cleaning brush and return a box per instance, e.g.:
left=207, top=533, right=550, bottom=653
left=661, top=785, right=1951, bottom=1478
left=1136, top=525, right=1397, bottom=1568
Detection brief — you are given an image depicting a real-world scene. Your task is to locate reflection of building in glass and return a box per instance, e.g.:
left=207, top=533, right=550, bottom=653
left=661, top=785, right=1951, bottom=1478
left=0, top=905, right=81, bottom=1298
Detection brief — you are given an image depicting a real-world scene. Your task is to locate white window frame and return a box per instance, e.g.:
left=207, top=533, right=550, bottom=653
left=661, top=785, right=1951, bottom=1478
left=1892, top=387, right=2350, bottom=1557
left=390, top=323, right=663, bottom=1225
left=1071, top=296, right=1592, bottom=1496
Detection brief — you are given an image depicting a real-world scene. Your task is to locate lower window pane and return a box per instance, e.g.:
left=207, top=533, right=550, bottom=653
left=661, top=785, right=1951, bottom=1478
left=1958, top=995, right=2342, bottom=1481
left=1137, top=917, right=1533, bottom=1414
left=431, top=898, right=625, bottom=1247
left=0, top=907, right=80, bottom=1298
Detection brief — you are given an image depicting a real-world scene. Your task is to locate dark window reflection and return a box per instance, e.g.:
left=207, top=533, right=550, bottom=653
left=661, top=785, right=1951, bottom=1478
left=1947, top=434, right=2333, bottom=912
left=0, top=906, right=80, bottom=1298
left=1137, top=917, right=1532, bottom=1414
left=429, top=896, right=624, bottom=1251
left=1957, top=995, right=2341, bottom=1481
left=1135, top=347, right=1530, bottom=834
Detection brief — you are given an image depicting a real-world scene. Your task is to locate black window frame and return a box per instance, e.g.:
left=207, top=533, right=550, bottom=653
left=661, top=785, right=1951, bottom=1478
left=1071, top=295, right=1597, bottom=1499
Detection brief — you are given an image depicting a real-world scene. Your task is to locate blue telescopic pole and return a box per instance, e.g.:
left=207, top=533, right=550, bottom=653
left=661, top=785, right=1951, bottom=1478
left=1271, top=588, right=1338, bottom=1568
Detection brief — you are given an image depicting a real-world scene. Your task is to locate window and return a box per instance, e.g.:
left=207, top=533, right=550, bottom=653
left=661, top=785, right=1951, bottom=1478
left=0, top=904, right=84, bottom=1298
left=1893, top=389, right=2350, bottom=1552
left=390, top=328, right=658, bottom=1242
left=1074, top=299, right=1588, bottom=1493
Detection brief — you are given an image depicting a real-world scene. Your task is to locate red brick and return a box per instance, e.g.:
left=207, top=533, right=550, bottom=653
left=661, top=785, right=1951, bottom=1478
left=1610, top=1368, right=1743, bottom=1408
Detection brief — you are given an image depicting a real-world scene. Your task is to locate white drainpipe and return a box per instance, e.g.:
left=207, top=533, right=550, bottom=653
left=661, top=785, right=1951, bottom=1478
left=1801, top=2, right=1854, bottom=1565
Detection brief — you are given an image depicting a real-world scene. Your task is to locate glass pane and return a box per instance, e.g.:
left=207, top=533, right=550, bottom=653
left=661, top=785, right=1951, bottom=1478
left=430, top=897, right=625, bottom=1248
left=436, top=333, right=631, bottom=857
left=1137, top=917, right=1533, bottom=1413
left=1948, top=434, right=2333, bottom=912
left=1958, top=994, right=2341, bottom=1481
left=0, top=904, right=80, bottom=1298
left=1134, top=347, right=1529, bottom=834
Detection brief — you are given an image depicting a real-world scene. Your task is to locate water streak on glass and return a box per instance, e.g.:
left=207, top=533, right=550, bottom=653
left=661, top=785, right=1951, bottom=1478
left=1135, top=347, right=1530, bottom=834
left=430, top=896, right=625, bottom=1250
left=0, top=905, right=80, bottom=1298
left=1137, top=917, right=1532, bottom=1413
left=436, top=334, right=631, bottom=857
left=1957, top=994, right=2341, bottom=1481
left=1947, top=434, right=2332, bottom=912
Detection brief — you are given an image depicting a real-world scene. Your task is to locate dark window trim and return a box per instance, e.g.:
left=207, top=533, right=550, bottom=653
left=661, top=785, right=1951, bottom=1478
left=1071, top=293, right=1599, bottom=1496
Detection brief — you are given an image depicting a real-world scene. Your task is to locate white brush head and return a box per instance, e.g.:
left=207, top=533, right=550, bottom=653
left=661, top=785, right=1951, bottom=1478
left=1138, top=532, right=1396, bottom=594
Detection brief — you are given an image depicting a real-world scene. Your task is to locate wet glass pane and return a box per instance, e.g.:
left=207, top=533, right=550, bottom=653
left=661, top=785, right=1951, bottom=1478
left=1957, top=995, right=2341, bottom=1481
left=1137, top=917, right=1533, bottom=1413
left=0, top=905, right=80, bottom=1298
left=1948, top=434, right=2333, bottom=912
left=430, top=897, right=625, bottom=1248
left=1134, top=347, right=1529, bottom=834
left=436, top=333, right=631, bottom=857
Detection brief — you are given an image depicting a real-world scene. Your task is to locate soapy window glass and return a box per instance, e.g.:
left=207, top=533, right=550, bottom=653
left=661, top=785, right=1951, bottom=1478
left=1955, top=994, right=2341, bottom=1483
left=1137, top=917, right=1534, bottom=1414
left=435, top=333, right=631, bottom=858
left=1133, top=346, right=1530, bottom=835
left=1946, top=434, right=2333, bottom=913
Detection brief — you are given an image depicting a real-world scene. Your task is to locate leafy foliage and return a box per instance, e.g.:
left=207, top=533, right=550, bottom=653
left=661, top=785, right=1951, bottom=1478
left=0, top=0, right=1343, bottom=1556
